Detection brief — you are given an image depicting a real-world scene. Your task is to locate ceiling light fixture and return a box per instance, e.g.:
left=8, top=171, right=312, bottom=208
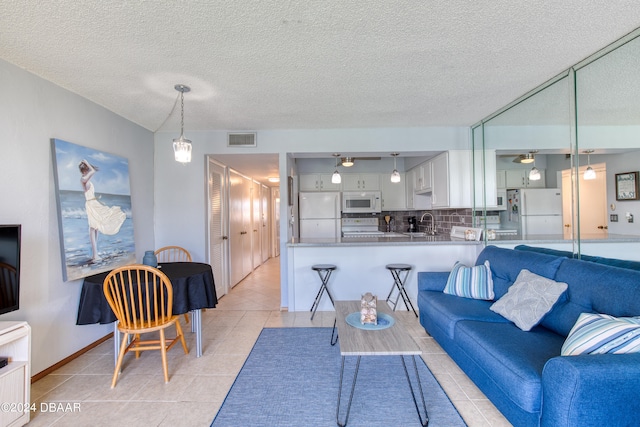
left=173, top=84, right=192, bottom=163
left=390, top=153, right=401, bottom=183
left=268, top=177, right=280, bottom=183
left=584, top=150, right=596, bottom=180
left=528, top=151, right=541, bottom=181
left=331, top=153, right=342, bottom=184
left=341, top=157, right=354, bottom=167
left=513, top=150, right=538, bottom=164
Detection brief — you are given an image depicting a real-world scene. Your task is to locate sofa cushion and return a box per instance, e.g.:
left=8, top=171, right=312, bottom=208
left=490, top=270, right=568, bottom=331
left=419, top=291, right=509, bottom=339
left=475, top=246, right=565, bottom=299
left=455, top=320, right=565, bottom=413
left=443, top=261, right=494, bottom=300
left=542, top=259, right=640, bottom=337
left=561, top=313, right=640, bottom=355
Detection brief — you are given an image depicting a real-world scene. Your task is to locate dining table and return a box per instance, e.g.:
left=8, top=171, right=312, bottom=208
left=76, top=262, right=217, bottom=363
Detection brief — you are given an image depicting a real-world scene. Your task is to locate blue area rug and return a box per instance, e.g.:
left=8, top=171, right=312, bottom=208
left=211, top=327, right=466, bottom=427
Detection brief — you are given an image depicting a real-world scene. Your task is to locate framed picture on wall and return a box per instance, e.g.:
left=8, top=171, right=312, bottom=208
left=51, top=138, right=136, bottom=281
left=615, top=171, right=639, bottom=201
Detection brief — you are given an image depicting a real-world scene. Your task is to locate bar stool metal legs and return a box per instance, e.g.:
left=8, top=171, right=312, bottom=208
left=385, top=263, right=418, bottom=317
left=310, top=264, right=337, bottom=320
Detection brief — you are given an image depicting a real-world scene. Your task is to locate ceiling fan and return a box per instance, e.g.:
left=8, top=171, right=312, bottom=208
left=498, top=150, right=539, bottom=164
left=340, top=156, right=382, bottom=167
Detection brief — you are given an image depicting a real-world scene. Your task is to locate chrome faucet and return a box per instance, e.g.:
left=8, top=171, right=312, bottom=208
left=420, top=212, right=437, bottom=235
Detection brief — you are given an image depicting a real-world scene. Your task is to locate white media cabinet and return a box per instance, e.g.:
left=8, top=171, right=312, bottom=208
left=0, top=322, right=30, bottom=427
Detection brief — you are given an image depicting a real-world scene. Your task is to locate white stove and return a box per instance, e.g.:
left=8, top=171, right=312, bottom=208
left=341, top=218, right=385, bottom=237
left=476, top=215, right=518, bottom=236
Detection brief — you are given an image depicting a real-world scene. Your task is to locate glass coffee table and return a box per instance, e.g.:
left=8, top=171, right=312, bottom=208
left=332, top=300, right=429, bottom=426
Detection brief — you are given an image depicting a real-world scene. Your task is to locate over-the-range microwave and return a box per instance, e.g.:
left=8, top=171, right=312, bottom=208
left=342, top=191, right=381, bottom=214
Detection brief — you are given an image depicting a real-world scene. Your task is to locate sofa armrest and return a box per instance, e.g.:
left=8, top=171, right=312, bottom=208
left=541, top=353, right=640, bottom=427
left=417, top=271, right=450, bottom=292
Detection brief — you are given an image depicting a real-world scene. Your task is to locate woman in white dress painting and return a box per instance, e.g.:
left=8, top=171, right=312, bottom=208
left=79, top=159, right=126, bottom=262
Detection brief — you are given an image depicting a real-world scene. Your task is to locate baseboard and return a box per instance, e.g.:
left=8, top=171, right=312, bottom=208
left=31, top=333, right=112, bottom=383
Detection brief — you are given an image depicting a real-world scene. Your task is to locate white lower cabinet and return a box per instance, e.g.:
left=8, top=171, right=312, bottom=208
left=0, top=321, right=30, bottom=427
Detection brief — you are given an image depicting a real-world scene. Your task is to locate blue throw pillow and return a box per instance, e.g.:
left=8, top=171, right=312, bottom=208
left=443, top=261, right=494, bottom=300
left=561, top=313, right=640, bottom=355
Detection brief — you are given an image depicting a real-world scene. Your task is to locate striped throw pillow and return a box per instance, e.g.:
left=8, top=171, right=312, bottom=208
left=443, top=261, right=494, bottom=300
left=561, top=313, right=640, bottom=356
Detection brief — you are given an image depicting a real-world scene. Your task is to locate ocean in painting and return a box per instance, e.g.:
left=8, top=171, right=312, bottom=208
left=58, top=189, right=136, bottom=280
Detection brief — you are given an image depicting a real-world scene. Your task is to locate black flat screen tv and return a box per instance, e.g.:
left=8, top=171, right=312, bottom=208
left=0, top=225, right=21, bottom=315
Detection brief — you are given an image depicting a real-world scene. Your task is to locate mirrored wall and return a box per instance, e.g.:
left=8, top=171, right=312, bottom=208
left=473, top=28, right=640, bottom=258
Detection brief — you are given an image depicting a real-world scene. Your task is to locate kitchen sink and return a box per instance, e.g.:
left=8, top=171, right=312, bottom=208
left=403, top=232, right=430, bottom=237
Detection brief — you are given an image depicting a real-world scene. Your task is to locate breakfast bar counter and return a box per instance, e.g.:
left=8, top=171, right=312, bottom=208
left=286, top=233, right=640, bottom=313
left=286, top=238, right=483, bottom=313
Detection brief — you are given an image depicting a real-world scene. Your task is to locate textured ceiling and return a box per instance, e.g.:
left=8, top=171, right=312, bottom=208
left=2, top=1, right=640, bottom=134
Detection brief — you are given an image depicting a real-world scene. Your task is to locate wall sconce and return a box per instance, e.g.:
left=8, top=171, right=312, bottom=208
left=584, top=150, right=596, bottom=180
left=331, top=153, right=342, bottom=184
left=173, top=84, right=192, bottom=163
left=390, top=153, right=401, bottom=183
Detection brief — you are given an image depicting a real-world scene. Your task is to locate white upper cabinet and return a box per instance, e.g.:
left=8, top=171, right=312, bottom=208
left=299, top=174, right=342, bottom=191
left=342, top=173, right=380, bottom=191
left=502, top=169, right=546, bottom=188
left=414, top=161, right=432, bottom=193
left=381, top=172, right=406, bottom=210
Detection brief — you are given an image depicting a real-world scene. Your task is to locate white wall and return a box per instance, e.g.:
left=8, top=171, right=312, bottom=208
left=0, top=59, right=155, bottom=375
left=153, top=126, right=469, bottom=308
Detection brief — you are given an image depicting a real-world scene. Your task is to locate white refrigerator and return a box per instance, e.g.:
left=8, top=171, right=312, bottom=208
left=299, top=192, right=341, bottom=238
left=504, top=188, right=563, bottom=235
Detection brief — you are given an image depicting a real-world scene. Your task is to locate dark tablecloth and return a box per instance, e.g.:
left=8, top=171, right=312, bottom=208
left=76, top=262, right=217, bottom=325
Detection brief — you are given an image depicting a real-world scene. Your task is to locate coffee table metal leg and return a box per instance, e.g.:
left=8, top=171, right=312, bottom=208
left=336, top=356, right=360, bottom=427
left=401, top=355, right=429, bottom=426
left=331, top=318, right=339, bottom=346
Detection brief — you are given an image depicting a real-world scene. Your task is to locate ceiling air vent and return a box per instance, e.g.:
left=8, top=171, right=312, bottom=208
left=228, top=132, right=257, bottom=147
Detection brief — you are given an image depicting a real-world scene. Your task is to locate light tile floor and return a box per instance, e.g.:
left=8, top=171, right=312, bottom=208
left=28, top=257, right=511, bottom=426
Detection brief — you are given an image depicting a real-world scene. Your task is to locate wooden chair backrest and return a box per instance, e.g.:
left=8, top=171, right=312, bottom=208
left=0, top=262, right=17, bottom=308
left=103, top=264, right=174, bottom=330
left=154, top=246, right=192, bottom=263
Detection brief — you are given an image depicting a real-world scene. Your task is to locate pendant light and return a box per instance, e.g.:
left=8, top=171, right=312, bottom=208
left=528, top=150, right=541, bottom=181
left=390, top=153, right=401, bottom=183
left=331, top=153, right=342, bottom=184
left=584, top=150, right=596, bottom=180
left=173, top=84, right=192, bottom=163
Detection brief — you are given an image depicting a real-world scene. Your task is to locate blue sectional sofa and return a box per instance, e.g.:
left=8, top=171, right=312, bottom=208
left=417, top=245, right=640, bottom=427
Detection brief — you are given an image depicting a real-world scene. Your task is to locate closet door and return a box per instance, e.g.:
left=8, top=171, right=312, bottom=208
left=261, top=184, right=271, bottom=262
left=207, top=159, right=228, bottom=298
left=251, top=180, right=262, bottom=269
left=229, top=171, right=252, bottom=286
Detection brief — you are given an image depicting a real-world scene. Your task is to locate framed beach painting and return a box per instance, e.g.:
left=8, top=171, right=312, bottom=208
left=51, top=138, right=136, bottom=281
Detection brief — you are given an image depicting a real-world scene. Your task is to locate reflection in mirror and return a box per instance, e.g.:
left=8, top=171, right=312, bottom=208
left=576, top=32, right=640, bottom=241
left=479, top=76, right=571, bottom=239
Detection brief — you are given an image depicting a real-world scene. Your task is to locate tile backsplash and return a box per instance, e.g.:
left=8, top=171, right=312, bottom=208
left=342, top=209, right=473, bottom=234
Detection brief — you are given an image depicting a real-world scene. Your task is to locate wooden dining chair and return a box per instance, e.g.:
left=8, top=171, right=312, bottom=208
left=103, top=264, right=189, bottom=388
left=154, top=246, right=193, bottom=323
left=154, top=246, right=192, bottom=263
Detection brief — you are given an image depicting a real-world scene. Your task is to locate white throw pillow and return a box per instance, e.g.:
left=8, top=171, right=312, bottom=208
left=561, top=313, right=640, bottom=355
left=490, top=269, right=567, bottom=331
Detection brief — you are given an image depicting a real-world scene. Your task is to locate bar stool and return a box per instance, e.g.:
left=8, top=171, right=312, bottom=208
left=385, top=263, right=418, bottom=317
left=310, top=264, right=337, bottom=320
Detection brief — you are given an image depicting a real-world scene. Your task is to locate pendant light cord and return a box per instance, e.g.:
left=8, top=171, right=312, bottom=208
left=153, top=93, right=181, bottom=133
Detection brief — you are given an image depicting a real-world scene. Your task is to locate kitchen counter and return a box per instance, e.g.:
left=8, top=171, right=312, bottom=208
left=486, top=233, right=640, bottom=244
left=288, top=234, right=480, bottom=246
